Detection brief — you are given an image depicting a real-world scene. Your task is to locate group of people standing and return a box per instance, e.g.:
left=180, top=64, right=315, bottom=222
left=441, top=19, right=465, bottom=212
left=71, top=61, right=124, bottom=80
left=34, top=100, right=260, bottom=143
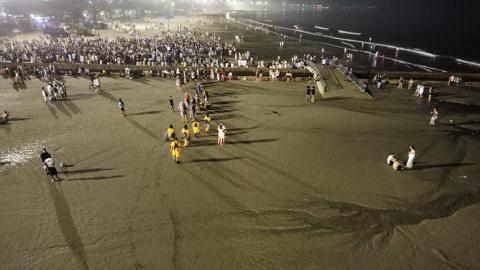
left=448, top=75, right=463, bottom=87
left=41, top=80, right=67, bottom=103
left=165, top=84, right=226, bottom=163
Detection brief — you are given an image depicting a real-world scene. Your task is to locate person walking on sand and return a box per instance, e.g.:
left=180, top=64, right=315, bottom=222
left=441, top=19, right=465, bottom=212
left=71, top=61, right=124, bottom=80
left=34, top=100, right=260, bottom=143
left=169, top=96, right=174, bottom=111
left=44, top=156, right=61, bottom=181
left=429, top=107, right=438, bottom=126
left=408, top=78, right=414, bottom=90
left=305, top=85, right=311, bottom=103
left=405, top=146, right=416, bottom=169
left=204, top=113, right=211, bottom=133
left=398, top=77, right=404, bottom=89
left=192, top=119, right=201, bottom=138
left=181, top=124, right=190, bottom=147
left=166, top=124, right=176, bottom=141
left=40, top=148, right=51, bottom=173
left=118, top=98, right=125, bottom=116
left=41, top=87, right=48, bottom=103
left=170, top=137, right=181, bottom=163
left=178, top=101, right=187, bottom=123
left=311, top=85, right=316, bottom=102
left=427, top=86, right=433, bottom=102
left=217, top=123, right=226, bottom=146
left=418, top=84, right=425, bottom=98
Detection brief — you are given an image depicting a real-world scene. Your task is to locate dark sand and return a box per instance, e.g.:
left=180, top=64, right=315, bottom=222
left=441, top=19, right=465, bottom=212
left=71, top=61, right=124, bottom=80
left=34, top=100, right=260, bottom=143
left=1, top=72, right=480, bottom=269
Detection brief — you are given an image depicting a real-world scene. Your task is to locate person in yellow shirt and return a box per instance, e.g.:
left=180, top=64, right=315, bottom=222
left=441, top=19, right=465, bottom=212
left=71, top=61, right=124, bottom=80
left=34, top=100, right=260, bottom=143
left=192, top=119, right=201, bottom=137
left=181, top=125, right=190, bottom=147
left=166, top=124, right=176, bottom=141
left=170, top=138, right=181, bottom=163
left=203, top=113, right=211, bottom=133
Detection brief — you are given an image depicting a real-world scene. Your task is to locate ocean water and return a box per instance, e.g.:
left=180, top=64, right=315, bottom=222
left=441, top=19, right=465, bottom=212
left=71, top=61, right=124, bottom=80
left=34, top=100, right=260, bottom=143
left=233, top=6, right=480, bottom=73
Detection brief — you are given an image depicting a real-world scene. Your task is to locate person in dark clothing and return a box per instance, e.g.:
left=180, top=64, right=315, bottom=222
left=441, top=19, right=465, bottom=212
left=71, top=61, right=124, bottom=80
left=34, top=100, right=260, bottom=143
left=40, top=148, right=51, bottom=173
left=305, top=85, right=311, bottom=103
left=169, top=96, right=174, bottom=111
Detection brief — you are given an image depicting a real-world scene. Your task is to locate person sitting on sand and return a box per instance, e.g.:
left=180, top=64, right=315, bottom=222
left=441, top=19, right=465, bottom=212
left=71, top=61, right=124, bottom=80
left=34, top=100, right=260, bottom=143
left=0, top=111, right=9, bottom=123
left=392, top=159, right=404, bottom=171
left=387, top=153, right=396, bottom=166
left=387, top=153, right=403, bottom=170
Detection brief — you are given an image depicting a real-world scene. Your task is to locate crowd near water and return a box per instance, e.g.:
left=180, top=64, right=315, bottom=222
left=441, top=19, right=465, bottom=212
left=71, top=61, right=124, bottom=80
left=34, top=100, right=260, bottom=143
left=0, top=16, right=473, bottom=179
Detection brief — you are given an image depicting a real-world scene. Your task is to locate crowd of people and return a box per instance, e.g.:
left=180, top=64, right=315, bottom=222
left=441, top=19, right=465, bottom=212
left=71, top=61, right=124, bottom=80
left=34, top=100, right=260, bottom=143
left=160, top=82, right=224, bottom=163
left=41, top=79, right=67, bottom=102
left=0, top=28, right=250, bottom=69
left=448, top=74, right=463, bottom=87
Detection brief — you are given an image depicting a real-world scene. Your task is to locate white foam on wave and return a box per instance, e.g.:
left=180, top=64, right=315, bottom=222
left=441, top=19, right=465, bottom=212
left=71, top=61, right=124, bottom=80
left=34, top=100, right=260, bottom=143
left=456, top=58, right=480, bottom=68
left=342, top=42, right=356, bottom=49
left=241, top=17, right=438, bottom=58
left=314, top=26, right=329, bottom=31
left=233, top=16, right=448, bottom=72
left=338, top=30, right=362, bottom=36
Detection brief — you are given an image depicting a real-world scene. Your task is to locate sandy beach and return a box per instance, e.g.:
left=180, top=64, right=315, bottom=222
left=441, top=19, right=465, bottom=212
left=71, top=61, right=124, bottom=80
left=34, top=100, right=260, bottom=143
left=1, top=16, right=480, bottom=270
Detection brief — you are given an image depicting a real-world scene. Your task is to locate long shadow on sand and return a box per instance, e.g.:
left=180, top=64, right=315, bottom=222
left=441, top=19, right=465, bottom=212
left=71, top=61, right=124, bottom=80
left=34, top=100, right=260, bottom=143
left=124, top=117, right=160, bottom=140
left=47, top=183, right=89, bottom=269
left=54, top=102, right=73, bottom=117
left=7, top=117, right=30, bottom=121
left=183, top=157, right=243, bottom=163
left=412, top=162, right=475, bottom=170
left=97, top=90, right=160, bottom=140
left=46, top=104, right=59, bottom=119
left=65, top=175, right=123, bottom=181
left=320, top=96, right=352, bottom=102
left=63, top=100, right=82, bottom=114
left=193, top=138, right=278, bottom=147
left=128, top=110, right=162, bottom=116
left=62, top=168, right=114, bottom=174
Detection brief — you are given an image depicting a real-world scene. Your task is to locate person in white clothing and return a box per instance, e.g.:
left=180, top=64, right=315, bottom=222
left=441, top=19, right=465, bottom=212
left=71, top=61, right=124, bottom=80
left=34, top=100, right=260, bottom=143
left=217, top=123, right=226, bottom=146
left=387, top=153, right=396, bottom=165
left=44, top=157, right=61, bottom=181
left=405, top=146, right=416, bottom=169
left=429, top=108, right=438, bottom=126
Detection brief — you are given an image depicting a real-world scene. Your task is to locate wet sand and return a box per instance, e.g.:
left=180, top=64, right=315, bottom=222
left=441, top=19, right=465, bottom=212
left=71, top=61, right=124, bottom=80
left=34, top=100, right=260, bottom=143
left=1, top=72, right=480, bottom=269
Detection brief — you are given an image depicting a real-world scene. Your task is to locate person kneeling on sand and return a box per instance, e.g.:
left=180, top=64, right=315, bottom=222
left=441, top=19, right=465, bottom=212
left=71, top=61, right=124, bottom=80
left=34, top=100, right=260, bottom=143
left=392, top=159, right=404, bottom=171
left=387, top=153, right=403, bottom=171
left=387, top=153, right=396, bottom=165
left=0, top=111, right=9, bottom=123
